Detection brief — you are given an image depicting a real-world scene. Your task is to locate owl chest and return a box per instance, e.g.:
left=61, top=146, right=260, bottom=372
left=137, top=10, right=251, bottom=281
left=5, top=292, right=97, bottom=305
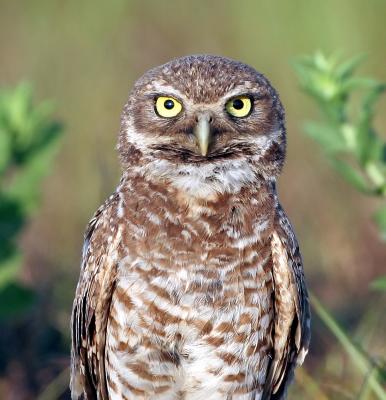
left=110, top=218, right=274, bottom=341
left=105, top=216, right=274, bottom=396
left=119, top=213, right=273, bottom=303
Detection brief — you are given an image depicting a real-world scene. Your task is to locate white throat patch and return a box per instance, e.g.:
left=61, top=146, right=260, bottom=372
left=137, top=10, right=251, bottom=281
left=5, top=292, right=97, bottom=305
left=142, top=158, right=258, bottom=198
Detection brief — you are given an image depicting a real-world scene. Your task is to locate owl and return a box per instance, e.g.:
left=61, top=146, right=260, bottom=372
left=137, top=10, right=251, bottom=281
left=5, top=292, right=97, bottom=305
left=71, top=55, right=310, bottom=400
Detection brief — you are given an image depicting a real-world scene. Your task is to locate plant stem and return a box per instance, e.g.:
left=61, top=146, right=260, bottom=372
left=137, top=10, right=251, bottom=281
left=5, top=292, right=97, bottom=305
left=310, top=293, right=386, bottom=400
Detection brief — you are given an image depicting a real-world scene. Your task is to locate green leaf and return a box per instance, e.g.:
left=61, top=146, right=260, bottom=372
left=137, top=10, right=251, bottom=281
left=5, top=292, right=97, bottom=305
left=5, top=130, right=62, bottom=214
left=335, top=54, right=365, bottom=80
left=341, top=77, right=379, bottom=93
left=370, top=276, right=386, bottom=291
left=0, top=282, right=36, bottom=319
left=0, top=84, right=29, bottom=150
left=330, top=158, right=372, bottom=194
left=14, top=104, right=60, bottom=164
left=0, top=83, right=64, bottom=215
left=362, top=82, right=386, bottom=115
left=0, top=194, right=25, bottom=242
left=382, top=144, right=386, bottom=164
left=0, top=83, right=63, bottom=320
left=355, top=83, right=386, bottom=165
left=304, top=122, right=348, bottom=154
left=0, top=126, right=12, bottom=175
left=0, top=249, right=22, bottom=290
left=356, top=129, right=384, bottom=168
left=374, top=206, right=386, bottom=240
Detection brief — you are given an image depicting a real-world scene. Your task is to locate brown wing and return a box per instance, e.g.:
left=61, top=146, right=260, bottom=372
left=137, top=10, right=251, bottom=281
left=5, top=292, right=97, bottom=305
left=70, top=193, right=119, bottom=400
left=263, top=204, right=311, bottom=400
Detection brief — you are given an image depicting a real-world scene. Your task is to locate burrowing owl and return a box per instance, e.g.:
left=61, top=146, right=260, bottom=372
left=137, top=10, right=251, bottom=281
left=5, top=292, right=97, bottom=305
left=71, top=55, right=310, bottom=400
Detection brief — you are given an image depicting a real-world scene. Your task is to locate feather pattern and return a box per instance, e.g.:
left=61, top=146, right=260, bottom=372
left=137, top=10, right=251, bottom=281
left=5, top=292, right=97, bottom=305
left=262, top=205, right=311, bottom=400
left=70, top=54, right=310, bottom=399
left=71, top=193, right=119, bottom=399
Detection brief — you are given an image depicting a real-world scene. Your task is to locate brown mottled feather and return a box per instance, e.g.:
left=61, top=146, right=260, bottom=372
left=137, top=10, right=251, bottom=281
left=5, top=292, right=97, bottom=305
left=71, top=194, right=119, bottom=399
left=263, top=205, right=311, bottom=400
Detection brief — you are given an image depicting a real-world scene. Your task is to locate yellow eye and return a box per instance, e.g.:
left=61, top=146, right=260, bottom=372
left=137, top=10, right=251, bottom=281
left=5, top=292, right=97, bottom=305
left=155, top=96, right=183, bottom=118
left=225, top=96, right=252, bottom=118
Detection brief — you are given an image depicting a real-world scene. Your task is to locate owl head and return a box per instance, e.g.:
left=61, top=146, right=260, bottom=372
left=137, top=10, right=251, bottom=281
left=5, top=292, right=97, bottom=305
left=118, top=55, right=286, bottom=197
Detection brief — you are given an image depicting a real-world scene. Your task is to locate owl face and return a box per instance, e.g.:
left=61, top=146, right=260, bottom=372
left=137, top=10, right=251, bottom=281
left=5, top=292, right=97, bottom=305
left=119, top=55, right=286, bottom=195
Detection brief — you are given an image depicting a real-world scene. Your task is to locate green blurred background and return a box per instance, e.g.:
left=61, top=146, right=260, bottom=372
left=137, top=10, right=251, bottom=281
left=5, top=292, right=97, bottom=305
left=0, top=1, right=385, bottom=398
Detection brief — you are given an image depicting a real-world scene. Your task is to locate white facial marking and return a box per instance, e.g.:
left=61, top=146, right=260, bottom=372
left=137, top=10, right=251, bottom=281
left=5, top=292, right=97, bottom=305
left=150, top=82, right=186, bottom=100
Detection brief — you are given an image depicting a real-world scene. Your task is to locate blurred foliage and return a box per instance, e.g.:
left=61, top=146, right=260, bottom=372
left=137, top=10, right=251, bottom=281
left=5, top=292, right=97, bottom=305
left=311, top=294, right=386, bottom=400
left=294, top=52, right=386, bottom=296
left=0, top=83, right=62, bottom=318
left=370, top=276, right=386, bottom=292
left=294, top=52, right=386, bottom=236
left=295, top=53, right=386, bottom=399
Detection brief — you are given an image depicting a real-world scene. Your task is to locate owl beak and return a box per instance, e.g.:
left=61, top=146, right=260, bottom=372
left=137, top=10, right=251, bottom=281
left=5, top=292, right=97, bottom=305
left=194, top=113, right=212, bottom=156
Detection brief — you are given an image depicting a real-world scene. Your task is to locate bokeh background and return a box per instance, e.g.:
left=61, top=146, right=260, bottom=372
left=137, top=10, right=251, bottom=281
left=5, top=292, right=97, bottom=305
left=0, top=1, right=385, bottom=399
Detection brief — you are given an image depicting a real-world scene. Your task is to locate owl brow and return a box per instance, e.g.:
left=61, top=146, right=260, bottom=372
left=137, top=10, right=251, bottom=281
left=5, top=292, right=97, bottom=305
left=143, top=92, right=185, bottom=103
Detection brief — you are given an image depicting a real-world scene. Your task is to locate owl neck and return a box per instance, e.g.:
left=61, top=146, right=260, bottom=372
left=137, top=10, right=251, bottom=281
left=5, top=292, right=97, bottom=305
left=121, top=157, right=277, bottom=219
left=118, top=168, right=277, bottom=242
left=126, top=153, right=276, bottom=192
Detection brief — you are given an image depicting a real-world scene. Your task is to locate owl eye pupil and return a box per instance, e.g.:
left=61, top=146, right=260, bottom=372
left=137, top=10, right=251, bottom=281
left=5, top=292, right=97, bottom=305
left=164, top=99, right=175, bottom=110
left=232, top=99, right=244, bottom=110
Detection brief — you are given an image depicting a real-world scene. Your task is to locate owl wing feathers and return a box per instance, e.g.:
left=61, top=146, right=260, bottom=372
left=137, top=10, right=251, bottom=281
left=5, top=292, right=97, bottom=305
left=263, top=205, right=311, bottom=400
left=71, top=194, right=119, bottom=400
